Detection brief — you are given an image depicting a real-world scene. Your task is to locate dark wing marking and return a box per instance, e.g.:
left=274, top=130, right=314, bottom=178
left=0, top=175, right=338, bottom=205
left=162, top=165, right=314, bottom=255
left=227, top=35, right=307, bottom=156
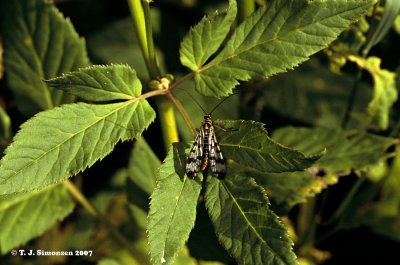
left=208, top=126, right=226, bottom=179
left=186, top=130, right=203, bottom=178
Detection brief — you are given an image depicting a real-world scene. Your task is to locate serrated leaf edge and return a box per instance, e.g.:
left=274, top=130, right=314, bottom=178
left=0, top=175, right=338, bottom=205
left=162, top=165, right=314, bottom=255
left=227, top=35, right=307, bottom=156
left=220, top=177, right=295, bottom=264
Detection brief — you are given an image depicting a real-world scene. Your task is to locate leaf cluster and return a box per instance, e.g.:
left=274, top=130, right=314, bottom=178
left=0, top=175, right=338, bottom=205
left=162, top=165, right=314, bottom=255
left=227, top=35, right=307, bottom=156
left=1, top=0, right=399, bottom=265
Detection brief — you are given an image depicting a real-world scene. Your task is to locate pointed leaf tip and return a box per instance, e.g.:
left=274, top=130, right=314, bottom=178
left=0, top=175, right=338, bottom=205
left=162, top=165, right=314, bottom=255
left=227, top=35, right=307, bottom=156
left=46, top=64, right=142, bottom=102
left=190, top=0, right=376, bottom=97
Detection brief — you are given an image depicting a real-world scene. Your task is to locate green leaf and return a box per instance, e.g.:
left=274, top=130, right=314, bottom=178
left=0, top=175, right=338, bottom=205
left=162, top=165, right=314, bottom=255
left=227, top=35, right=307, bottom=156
left=229, top=162, right=321, bottom=209
left=127, top=138, right=160, bottom=230
left=348, top=56, right=398, bottom=130
left=205, top=174, right=297, bottom=265
left=272, top=127, right=397, bottom=173
left=257, top=61, right=371, bottom=128
left=46, top=65, right=142, bottom=102
left=0, top=184, right=74, bottom=254
left=87, top=18, right=149, bottom=80
left=128, top=137, right=160, bottom=195
left=86, top=11, right=163, bottom=81
left=180, top=0, right=237, bottom=70
left=0, top=100, right=155, bottom=195
left=192, top=0, right=375, bottom=97
left=126, top=137, right=161, bottom=231
left=187, top=203, right=234, bottom=263
left=148, top=143, right=202, bottom=265
left=216, top=120, right=322, bottom=173
left=1, top=0, right=89, bottom=115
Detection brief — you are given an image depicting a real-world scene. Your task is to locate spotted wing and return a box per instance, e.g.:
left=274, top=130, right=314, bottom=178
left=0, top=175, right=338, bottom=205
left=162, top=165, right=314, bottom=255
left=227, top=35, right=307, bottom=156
left=209, top=126, right=226, bottom=179
left=186, top=130, right=204, bottom=178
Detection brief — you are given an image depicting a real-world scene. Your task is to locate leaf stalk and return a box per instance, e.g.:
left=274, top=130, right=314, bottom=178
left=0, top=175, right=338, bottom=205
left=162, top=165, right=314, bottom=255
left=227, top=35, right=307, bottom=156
left=297, top=197, right=317, bottom=247
left=167, top=90, right=196, bottom=136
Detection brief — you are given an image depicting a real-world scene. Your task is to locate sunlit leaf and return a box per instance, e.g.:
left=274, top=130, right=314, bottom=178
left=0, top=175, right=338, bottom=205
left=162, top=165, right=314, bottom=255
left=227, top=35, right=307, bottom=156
left=0, top=184, right=74, bottom=254
left=190, top=0, right=375, bottom=96
left=46, top=65, right=142, bottom=102
left=0, top=101, right=155, bottom=195
left=216, top=120, right=322, bottom=173
left=180, top=0, right=237, bottom=70
left=0, top=64, right=155, bottom=195
left=273, top=126, right=397, bottom=173
left=205, top=174, right=297, bottom=265
left=228, top=162, right=326, bottom=210
left=348, top=55, right=398, bottom=130
left=148, top=144, right=202, bottom=265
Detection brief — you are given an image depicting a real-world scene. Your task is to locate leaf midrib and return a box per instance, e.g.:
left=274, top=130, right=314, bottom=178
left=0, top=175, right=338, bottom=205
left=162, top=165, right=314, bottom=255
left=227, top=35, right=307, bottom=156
left=1, top=99, right=139, bottom=182
left=221, top=180, right=286, bottom=264
left=20, top=1, right=54, bottom=109
left=199, top=2, right=369, bottom=73
left=161, top=175, right=189, bottom=261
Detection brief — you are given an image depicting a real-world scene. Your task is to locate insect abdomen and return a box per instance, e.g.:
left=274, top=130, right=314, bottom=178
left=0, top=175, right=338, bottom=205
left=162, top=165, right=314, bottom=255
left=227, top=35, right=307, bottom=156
left=186, top=115, right=226, bottom=179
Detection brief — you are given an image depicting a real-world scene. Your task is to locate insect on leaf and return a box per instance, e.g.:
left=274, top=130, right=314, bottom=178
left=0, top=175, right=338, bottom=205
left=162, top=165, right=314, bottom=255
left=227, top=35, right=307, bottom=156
left=148, top=143, right=202, bottom=265
left=186, top=115, right=226, bottom=179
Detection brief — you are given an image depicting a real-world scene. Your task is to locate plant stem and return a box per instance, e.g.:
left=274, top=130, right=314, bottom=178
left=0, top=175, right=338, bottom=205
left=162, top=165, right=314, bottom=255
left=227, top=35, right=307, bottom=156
left=127, top=0, right=160, bottom=79
left=297, top=197, right=317, bottom=247
left=134, top=72, right=197, bottom=136
left=127, top=0, right=150, bottom=74
left=129, top=0, right=180, bottom=151
left=238, top=0, right=255, bottom=22
left=157, top=96, right=180, bottom=151
left=142, top=0, right=161, bottom=78
left=63, top=180, right=150, bottom=264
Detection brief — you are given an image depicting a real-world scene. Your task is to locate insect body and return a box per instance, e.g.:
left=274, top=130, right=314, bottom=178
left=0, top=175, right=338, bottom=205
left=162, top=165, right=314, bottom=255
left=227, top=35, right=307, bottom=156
left=186, top=114, right=226, bottom=179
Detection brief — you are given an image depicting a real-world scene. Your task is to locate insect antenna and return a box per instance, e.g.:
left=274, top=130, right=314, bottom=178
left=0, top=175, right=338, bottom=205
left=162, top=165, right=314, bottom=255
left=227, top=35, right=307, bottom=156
left=209, top=93, right=238, bottom=115
left=174, top=89, right=208, bottom=114
left=175, top=88, right=238, bottom=115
